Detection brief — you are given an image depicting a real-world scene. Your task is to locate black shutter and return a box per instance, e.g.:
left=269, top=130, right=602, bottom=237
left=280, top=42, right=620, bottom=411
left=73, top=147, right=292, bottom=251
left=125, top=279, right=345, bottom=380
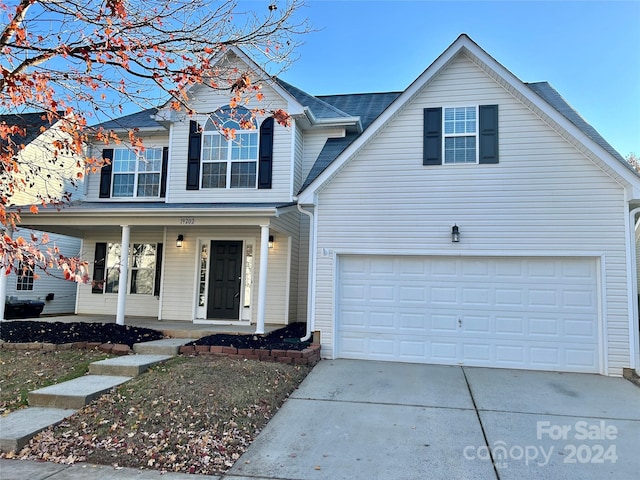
left=160, top=147, right=168, bottom=197
left=154, top=243, right=163, bottom=297
left=423, top=108, right=442, bottom=165
left=92, top=242, right=107, bottom=294
left=186, top=121, right=201, bottom=190
left=99, top=149, right=113, bottom=198
left=258, top=117, right=274, bottom=189
left=479, top=104, right=499, bottom=164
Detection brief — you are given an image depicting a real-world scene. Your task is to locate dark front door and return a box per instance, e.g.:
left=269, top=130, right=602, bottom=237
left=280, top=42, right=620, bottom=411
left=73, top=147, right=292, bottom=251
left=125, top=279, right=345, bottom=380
left=207, top=241, right=243, bottom=320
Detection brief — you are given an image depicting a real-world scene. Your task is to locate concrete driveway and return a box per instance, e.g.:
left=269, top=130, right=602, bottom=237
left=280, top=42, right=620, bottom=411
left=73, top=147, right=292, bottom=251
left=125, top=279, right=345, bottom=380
left=226, top=360, right=640, bottom=480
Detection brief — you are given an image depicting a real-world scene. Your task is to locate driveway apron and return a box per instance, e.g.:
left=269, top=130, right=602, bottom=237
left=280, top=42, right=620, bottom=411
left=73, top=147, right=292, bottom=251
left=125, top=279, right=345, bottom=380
left=227, top=360, right=640, bottom=480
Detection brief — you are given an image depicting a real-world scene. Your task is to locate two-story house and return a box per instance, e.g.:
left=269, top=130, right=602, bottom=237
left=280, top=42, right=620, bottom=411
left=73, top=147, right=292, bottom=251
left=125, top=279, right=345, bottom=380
left=14, top=35, right=640, bottom=376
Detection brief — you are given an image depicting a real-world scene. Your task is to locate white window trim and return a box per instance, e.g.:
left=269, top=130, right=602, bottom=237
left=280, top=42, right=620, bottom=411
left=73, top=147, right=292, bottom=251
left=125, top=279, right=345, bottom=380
left=111, top=147, right=163, bottom=198
left=200, top=130, right=259, bottom=189
left=442, top=105, right=479, bottom=165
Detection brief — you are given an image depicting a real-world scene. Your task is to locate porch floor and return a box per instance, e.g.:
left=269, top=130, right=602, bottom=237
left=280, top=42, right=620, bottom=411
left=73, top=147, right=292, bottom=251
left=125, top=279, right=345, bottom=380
left=34, top=314, right=282, bottom=339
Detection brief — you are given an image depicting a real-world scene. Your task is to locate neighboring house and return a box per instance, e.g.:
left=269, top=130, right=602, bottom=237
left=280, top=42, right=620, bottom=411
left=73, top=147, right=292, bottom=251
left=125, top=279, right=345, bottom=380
left=15, top=35, right=640, bottom=376
left=0, top=113, right=82, bottom=316
left=4, top=232, right=81, bottom=315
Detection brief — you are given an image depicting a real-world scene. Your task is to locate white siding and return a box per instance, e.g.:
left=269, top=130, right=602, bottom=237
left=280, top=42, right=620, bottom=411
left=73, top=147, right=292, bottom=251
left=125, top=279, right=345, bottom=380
left=312, top=53, right=630, bottom=375
left=6, top=232, right=81, bottom=315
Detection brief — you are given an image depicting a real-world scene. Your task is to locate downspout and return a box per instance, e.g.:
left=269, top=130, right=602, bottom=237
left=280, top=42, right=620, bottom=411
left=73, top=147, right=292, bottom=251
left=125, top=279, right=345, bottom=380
left=297, top=202, right=315, bottom=342
left=628, top=206, right=640, bottom=372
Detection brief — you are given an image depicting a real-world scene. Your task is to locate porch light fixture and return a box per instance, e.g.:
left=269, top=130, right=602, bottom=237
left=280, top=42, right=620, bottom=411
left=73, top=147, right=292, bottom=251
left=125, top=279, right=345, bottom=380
left=451, top=225, right=460, bottom=243
left=268, top=235, right=275, bottom=249
left=176, top=234, right=184, bottom=248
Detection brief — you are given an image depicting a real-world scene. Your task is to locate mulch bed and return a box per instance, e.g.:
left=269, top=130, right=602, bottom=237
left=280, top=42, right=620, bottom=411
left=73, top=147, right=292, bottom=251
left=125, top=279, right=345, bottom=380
left=187, top=322, right=310, bottom=351
left=0, top=321, right=164, bottom=347
left=0, top=321, right=310, bottom=350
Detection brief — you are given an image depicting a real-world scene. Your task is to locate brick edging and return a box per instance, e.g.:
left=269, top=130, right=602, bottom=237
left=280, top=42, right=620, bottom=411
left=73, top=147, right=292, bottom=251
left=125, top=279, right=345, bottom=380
left=179, top=343, right=321, bottom=366
left=0, top=340, right=133, bottom=355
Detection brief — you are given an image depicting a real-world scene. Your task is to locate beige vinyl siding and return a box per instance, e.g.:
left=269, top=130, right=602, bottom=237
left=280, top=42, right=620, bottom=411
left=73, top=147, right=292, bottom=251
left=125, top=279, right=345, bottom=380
left=300, top=128, right=347, bottom=189
left=312, top=53, right=630, bottom=375
left=292, top=124, right=305, bottom=195
left=161, top=226, right=291, bottom=325
left=271, top=210, right=307, bottom=324
left=85, top=135, right=169, bottom=201
left=6, top=232, right=81, bottom=315
left=78, top=231, right=164, bottom=316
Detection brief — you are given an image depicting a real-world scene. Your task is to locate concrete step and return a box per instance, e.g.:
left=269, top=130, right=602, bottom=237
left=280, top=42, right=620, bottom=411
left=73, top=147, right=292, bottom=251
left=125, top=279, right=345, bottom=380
left=89, top=354, right=172, bottom=377
left=0, top=407, right=76, bottom=452
left=28, top=375, right=132, bottom=409
left=133, top=338, right=196, bottom=355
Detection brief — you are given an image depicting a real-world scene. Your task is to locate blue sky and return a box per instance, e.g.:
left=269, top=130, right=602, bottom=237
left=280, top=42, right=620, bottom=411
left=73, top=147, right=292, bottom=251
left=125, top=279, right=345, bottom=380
left=276, top=0, right=640, bottom=157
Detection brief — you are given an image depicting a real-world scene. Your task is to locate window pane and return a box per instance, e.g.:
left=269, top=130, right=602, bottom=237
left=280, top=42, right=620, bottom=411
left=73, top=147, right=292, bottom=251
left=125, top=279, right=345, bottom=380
left=202, top=162, right=227, bottom=188
left=230, top=161, right=256, bottom=188
left=113, top=174, right=135, bottom=197
left=444, top=136, right=476, bottom=164
left=130, top=269, right=154, bottom=295
left=444, top=107, right=477, bottom=135
left=105, top=243, right=121, bottom=293
left=202, top=134, right=227, bottom=162
left=105, top=268, right=119, bottom=293
left=138, top=149, right=162, bottom=172
left=132, top=244, right=156, bottom=269
left=231, top=132, right=258, bottom=161
left=113, top=150, right=137, bottom=173
left=16, top=262, right=34, bottom=291
left=137, top=173, right=160, bottom=197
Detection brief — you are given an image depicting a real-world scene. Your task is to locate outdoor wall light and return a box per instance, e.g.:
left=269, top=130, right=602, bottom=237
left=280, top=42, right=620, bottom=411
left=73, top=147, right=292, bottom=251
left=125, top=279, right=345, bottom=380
left=268, top=235, right=275, bottom=249
left=176, top=234, right=184, bottom=248
left=451, top=225, right=460, bottom=243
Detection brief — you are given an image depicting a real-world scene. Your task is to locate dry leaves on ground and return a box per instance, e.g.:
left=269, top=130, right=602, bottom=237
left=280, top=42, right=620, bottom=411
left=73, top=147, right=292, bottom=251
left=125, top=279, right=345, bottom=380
left=7, top=355, right=310, bottom=475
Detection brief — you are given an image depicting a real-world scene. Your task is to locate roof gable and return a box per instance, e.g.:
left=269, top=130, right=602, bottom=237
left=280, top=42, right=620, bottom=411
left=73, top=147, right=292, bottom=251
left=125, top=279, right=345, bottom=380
left=297, top=34, right=639, bottom=203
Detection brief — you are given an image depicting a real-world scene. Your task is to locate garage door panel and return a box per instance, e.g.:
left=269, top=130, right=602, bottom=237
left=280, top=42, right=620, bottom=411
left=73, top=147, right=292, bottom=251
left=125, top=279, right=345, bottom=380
left=337, top=255, right=600, bottom=373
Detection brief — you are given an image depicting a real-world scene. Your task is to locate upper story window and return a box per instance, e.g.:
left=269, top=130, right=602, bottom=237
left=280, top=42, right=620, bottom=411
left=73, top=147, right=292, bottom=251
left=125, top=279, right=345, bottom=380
left=443, top=107, right=477, bottom=164
left=112, top=148, right=163, bottom=197
left=423, top=105, right=498, bottom=166
left=201, top=106, right=258, bottom=189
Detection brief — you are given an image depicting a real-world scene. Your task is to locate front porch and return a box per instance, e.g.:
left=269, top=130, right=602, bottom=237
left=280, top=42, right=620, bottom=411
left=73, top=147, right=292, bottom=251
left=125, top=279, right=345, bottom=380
left=34, top=314, right=282, bottom=339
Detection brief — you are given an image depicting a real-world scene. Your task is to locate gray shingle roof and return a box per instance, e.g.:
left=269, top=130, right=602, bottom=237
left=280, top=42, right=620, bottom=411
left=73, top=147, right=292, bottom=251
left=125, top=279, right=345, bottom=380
left=91, top=107, right=162, bottom=130
left=299, top=92, right=401, bottom=192
left=276, top=79, right=354, bottom=121
left=0, top=112, right=61, bottom=147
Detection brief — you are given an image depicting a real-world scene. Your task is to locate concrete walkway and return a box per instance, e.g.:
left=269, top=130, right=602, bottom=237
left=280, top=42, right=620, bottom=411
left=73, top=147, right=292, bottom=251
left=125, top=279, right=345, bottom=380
left=2, top=360, right=639, bottom=479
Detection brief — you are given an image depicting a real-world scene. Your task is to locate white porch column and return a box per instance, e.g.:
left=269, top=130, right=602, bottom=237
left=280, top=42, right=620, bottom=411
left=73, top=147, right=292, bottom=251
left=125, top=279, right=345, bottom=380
left=115, top=225, right=130, bottom=326
left=0, top=227, right=13, bottom=321
left=255, top=224, right=270, bottom=334
left=0, top=257, right=7, bottom=321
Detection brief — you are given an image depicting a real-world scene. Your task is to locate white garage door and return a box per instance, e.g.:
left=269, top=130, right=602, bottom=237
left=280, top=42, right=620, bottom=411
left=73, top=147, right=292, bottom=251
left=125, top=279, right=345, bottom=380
left=337, top=256, right=600, bottom=373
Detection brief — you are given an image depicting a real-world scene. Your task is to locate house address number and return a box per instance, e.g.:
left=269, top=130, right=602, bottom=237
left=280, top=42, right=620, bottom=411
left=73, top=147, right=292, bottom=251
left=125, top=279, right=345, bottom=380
left=180, top=217, right=195, bottom=225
